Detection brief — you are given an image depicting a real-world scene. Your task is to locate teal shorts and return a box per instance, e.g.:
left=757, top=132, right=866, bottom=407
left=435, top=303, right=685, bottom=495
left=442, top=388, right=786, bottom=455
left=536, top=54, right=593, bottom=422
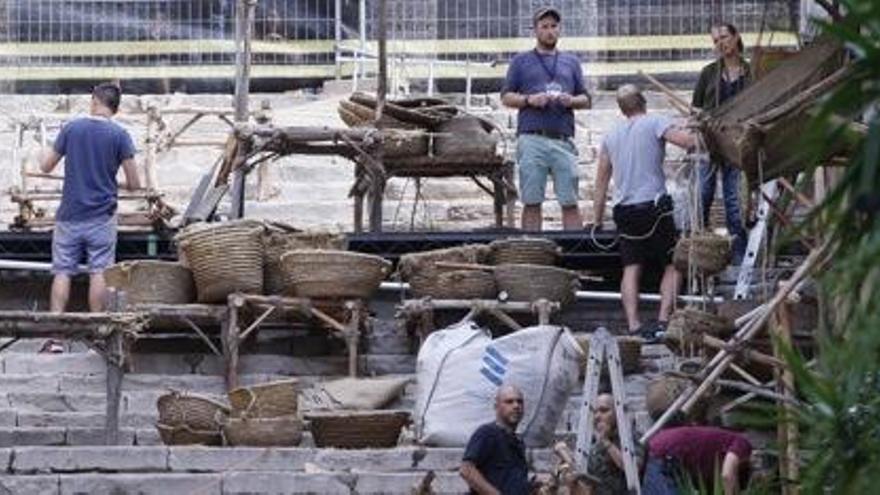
left=516, top=133, right=579, bottom=207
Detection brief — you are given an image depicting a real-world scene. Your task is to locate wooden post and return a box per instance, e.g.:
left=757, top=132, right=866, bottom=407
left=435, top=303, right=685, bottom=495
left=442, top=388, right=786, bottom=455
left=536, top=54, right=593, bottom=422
left=772, top=300, right=800, bottom=495
left=144, top=109, right=158, bottom=191
left=231, top=0, right=255, bottom=219
left=334, top=0, right=342, bottom=81
left=345, top=301, right=362, bottom=378
left=105, top=331, right=124, bottom=446
left=222, top=302, right=241, bottom=391
left=376, top=0, right=388, bottom=121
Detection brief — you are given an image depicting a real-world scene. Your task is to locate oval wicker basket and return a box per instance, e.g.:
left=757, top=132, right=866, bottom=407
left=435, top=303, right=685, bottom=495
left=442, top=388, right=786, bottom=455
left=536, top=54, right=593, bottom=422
left=409, top=270, right=497, bottom=300
left=105, top=261, right=195, bottom=305
left=228, top=379, right=299, bottom=418
left=222, top=416, right=304, bottom=447
left=176, top=222, right=265, bottom=303
left=157, top=391, right=229, bottom=432
left=156, top=423, right=222, bottom=446
left=263, top=231, right=347, bottom=295
left=494, top=264, right=580, bottom=305
left=490, top=238, right=560, bottom=266
left=280, top=250, right=391, bottom=300
left=666, top=307, right=736, bottom=354
left=306, top=410, right=410, bottom=449
left=673, top=234, right=732, bottom=275
left=576, top=336, right=644, bottom=375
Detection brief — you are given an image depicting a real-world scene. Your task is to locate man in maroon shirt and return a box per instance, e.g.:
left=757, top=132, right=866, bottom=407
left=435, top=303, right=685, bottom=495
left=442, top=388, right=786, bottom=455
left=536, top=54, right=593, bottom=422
left=642, top=426, right=752, bottom=494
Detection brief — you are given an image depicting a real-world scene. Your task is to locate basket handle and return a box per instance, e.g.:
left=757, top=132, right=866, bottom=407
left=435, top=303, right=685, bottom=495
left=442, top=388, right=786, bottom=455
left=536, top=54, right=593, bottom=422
left=241, top=388, right=257, bottom=419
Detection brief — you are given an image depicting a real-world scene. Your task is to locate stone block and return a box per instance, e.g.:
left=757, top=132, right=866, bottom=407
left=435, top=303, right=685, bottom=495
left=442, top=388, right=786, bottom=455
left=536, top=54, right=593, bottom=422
left=0, top=475, right=60, bottom=494
left=0, top=374, right=60, bottom=393
left=135, top=428, right=163, bottom=446
left=65, top=428, right=136, bottom=447
left=3, top=354, right=106, bottom=375
left=222, top=472, right=351, bottom=495
left=0, top=428, right=66, bottom=448
left=8, top=393, right=105, bottom=413
left=240, top=355, right=349, bottom=376
left=355, top=472, right=468, bottom=495
left=13, top=446, right=168, bottom=474
left=0, top=410, right=16, bottom=427
left=17, top=412, right=104, bottom=428
left=168, top=447, right=315, bottom=473
left=0, top=449, right=11, bottom=471
left=60, top=473, right=221, bottom=495
left=362, top=354, right=416, bottom=375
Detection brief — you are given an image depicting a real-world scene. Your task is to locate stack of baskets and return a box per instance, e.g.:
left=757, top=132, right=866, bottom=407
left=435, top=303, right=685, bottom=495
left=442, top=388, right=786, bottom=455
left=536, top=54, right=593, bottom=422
left=105, top=260, right=195, bottom=305
left=490, top=237, right=579, bottom=306
left=223, top=379, right=303, bottom=447
left=305, top=410, right=411, bottom=449
left=280, top=250, right=390, bottom=300
left=673, top=233, right=732, bottom=276
left=263, top=230, right=347, bottom=295
left=399, top=244, right=493, bottom=300
left=155, top=391, right=229, bottom=446
left=176, top=221, right=265, bottom=303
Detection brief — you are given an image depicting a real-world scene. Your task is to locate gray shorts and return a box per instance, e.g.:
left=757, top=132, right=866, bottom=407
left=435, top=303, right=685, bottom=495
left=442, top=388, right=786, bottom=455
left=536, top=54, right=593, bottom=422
left=51, top=215, right=117, bottom=276
left=516, top=133, right=580, bottom=206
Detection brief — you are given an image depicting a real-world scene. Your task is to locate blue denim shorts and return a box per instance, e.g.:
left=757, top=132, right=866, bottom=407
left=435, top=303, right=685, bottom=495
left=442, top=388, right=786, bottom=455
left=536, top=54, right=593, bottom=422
left=516, top=133, right=579, bottom=207
left=51, top=215, right=117, bottom=276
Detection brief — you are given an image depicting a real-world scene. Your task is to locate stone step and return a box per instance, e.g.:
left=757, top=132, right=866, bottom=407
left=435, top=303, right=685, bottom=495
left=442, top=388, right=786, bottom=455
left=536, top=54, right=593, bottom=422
left=0, top=471, right=470, bottom=494
left=0, top=352, right=416, bottom=377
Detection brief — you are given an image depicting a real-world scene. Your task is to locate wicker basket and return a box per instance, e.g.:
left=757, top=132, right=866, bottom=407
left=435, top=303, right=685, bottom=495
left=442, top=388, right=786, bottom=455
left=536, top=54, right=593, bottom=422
left=105, top=261, right=195, bottom=305
left=307, top=410, right=410, bottom=449
left=156, top=423, right=222, bottom=446
left=280, top=250, right=390, bottom=300
left=222, top=416, right=304, bottom=447
left=399, top=245, right=491, bottom=283
left=176, top=222, right=265, bottom=303
left=263, top=231, right=347, bottom=295
left=156, top=391, right=229, bottom=432
left=665, top=308, right=736, bottom=354
left=490, top=238, right=560, bottom=266
left=576, top=336, right=643, bottom=375
left=228, top=379, right=299, bottom=418
left=409, top=270, right=497, bottom=300
left=646, top=374, right=707, bottom=422
left=494, top=264, right=579, bottom=305
left=673, top=234, right=732, bottom=275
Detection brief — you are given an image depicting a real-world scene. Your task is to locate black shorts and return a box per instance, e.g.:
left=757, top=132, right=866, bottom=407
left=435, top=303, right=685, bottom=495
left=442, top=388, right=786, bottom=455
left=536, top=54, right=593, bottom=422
left=613, top=195, right=678, bottom=268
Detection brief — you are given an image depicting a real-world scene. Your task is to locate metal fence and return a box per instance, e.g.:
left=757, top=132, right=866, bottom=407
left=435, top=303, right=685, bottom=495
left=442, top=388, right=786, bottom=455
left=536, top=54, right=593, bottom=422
left=0, top=0, right=801, bottom=92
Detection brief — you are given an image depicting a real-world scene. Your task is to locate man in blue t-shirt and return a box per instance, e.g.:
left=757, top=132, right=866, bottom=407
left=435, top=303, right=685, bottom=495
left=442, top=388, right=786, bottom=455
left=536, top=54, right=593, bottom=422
left=460, top=384, right=534, bottom=495
left=502, top=7, right=591, bottom=231
left=40, top=83, right=141, bottom=313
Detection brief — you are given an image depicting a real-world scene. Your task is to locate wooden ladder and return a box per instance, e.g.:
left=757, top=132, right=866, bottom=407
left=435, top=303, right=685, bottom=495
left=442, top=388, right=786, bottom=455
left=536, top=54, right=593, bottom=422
left=574, top=327, right=641, bottom=494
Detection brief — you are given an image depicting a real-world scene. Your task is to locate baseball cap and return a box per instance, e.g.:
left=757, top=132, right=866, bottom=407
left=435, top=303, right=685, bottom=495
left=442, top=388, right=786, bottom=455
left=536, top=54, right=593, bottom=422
left=533, top=6, right=561, bottom=24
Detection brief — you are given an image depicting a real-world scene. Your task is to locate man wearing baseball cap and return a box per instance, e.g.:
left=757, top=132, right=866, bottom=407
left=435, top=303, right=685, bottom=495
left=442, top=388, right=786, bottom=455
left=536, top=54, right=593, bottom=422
left=502, top=7, right=591, bottom=231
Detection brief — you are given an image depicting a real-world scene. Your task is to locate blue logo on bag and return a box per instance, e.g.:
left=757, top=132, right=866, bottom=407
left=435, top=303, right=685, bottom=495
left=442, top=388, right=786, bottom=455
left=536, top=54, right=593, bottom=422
left=479, top=345, right=509, bottom=386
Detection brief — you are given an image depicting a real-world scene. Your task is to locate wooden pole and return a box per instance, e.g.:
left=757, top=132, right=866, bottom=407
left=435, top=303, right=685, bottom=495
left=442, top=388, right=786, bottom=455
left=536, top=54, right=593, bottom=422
left=369, top=0, right=389, bottom=232
left=231, top=0, right=255, bottom=219
left=334, top=0, right=342, bottom=80
left=772, top=300, right=800, bottom=495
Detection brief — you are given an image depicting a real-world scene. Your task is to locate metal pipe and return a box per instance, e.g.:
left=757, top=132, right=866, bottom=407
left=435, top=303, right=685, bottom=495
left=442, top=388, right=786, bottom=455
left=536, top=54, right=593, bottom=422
left=379, top=282, right=722, bottom=304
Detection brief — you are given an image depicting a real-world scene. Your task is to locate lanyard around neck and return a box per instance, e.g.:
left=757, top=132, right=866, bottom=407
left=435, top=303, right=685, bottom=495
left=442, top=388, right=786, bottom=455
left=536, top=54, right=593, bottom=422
left=533, top=48, right=559, bottom=82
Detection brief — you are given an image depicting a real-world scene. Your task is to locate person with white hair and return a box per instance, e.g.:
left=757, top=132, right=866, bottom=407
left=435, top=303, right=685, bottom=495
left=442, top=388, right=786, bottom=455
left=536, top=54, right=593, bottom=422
left=592, top=84, right=696, bottom=339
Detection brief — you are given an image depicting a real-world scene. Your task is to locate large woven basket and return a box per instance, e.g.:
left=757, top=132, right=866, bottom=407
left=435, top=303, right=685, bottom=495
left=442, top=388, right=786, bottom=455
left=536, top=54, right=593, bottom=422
left=666, top=308, right=736, bottom=353
left=494, top=264, right=579, bottom=305
left=307, top=410, right=410, bottom=449
left=673, top=234, right=732, bottom=275
left=263, top=231, right=347, bottom=295
left=156, top=423, right=222, bottom=446
left=222, top=416, right=304, bottom=447
left=157, top=391, right=229, bottom=432
left=490, top=238, right=560, bottom=266
left=576, top=336, right=643, bottom=375
left=176, top=222, right=264, bottom=303
left=105, top=261, right=195, bottom=305
left=409, top=270, right=497, bottom=300
left=646, top=374, right=707, bottom=422
left=398, top=245, right=491, bottom=281
left=280, top=250, right=391, bottom=300
left=228, top=379, right=299, bottom=418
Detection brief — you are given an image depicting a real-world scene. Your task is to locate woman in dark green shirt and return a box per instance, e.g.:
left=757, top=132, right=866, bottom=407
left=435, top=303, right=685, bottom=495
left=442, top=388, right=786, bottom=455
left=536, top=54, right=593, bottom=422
left=693, top=23, right=751, bottom=265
